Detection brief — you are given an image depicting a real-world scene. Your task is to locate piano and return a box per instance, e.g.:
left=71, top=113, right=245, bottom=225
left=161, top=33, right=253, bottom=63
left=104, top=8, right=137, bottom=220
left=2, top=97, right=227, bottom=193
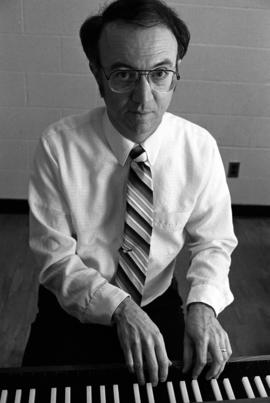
left=0, top=356, right=270, bottom=402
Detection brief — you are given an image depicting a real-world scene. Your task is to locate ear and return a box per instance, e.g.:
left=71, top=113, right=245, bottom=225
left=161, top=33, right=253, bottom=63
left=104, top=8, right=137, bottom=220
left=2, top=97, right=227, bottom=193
left=177, top=59, right=182, bottom=71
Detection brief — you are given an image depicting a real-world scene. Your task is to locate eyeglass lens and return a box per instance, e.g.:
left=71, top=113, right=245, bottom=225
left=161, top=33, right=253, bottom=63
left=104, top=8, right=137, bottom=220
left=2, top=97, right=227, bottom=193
left=109, top=70, right=177, bottom=93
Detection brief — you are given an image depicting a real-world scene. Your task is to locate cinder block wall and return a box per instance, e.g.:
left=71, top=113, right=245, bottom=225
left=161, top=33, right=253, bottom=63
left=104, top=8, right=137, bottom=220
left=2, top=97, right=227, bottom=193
left=0, top=0, right=269, bottom=204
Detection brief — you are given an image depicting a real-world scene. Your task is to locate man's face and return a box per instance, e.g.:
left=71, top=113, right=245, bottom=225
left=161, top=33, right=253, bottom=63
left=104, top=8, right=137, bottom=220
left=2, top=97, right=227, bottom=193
left=94, top=22, right=179, bottom=143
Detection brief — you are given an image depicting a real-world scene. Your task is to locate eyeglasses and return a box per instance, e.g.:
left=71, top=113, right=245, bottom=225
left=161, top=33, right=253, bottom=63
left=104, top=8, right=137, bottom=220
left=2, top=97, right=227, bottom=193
left=101, top=67, right=180, bottom=93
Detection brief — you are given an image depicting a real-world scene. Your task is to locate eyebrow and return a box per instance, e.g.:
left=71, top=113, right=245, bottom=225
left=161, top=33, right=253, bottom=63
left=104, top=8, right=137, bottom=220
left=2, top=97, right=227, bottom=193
left=109, top=59, right=175, bottom=70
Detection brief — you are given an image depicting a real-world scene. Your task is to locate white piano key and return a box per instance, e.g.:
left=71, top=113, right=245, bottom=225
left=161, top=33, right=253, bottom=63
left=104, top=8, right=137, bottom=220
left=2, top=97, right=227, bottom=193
left=0, top=390, right=7, bottom=403
left=242, top=376, right=255, bottom=399
left=191, top=380, right=203, bottom=402
left=113, top=384, right=120, bottom=403
left=146, top=383, right=155, bottom=403
left=166, top=381, right=176, bottom=403
left=179, top=381, right=190, bottom=403
left=29, top=388, right=36, bottom=403
left=86, top=386, right=92, bottom=403
left=133, top=384, right=141, bottom=403
left=50, top=387, right=57, bottom=403
left=15, top=389, right=22, bottom=403
left=254, top=376, right=268, bottom=397
left=100, top=385, right=106, bottom=403
left=223, top=378, right=236, bottom=400
left=65, top=387, right=71, bottom=403
left=210, top=379, right=223, bottom=401
left=265, top=375, right=270, bottom=390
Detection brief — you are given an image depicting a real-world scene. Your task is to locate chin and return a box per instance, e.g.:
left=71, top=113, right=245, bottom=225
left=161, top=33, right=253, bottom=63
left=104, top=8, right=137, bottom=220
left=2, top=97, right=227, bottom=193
left=130, top=131, right=155, bottom=143
left=125, top=118, right=159, bottom=140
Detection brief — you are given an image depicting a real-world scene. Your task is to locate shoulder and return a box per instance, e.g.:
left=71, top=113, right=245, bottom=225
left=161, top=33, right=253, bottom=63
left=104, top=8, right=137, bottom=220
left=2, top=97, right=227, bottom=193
left=164, top=112, right=216, bottom=147
left=42, top=107, right=105, bottom=144
left=35, top=107, right=106, bottom=163
left=163, top=112, right=218, bottom=161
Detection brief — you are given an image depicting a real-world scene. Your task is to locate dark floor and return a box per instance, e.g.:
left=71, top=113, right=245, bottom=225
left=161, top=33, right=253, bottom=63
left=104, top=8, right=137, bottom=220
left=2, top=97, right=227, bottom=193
left=0, top=214, right=270, bottom=368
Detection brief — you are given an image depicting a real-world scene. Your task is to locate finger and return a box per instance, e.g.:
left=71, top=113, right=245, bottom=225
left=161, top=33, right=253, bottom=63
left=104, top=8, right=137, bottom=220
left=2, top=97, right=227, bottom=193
left=182, top=333, right=193, bottom=373
left=126, top=349, right=135, bottom=374
left=192, top=338, right=208, bottom=379
left=215, top=334, right=232, bottom=379
left=144, top=345, right=159, bottom=387
left=155, top=334, right=170, bottom=383
left=225, top=332, right=232, bottom=358
left=117, top=330, right=135, bottom=374
left=132, top=341, right=145, bottom=385
left=205, top=343, right=225, bottom=380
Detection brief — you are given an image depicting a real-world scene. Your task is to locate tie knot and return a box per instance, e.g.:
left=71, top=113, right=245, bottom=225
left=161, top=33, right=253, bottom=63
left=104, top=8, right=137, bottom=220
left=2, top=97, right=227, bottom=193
left=130, top=145, right=147, bottom=162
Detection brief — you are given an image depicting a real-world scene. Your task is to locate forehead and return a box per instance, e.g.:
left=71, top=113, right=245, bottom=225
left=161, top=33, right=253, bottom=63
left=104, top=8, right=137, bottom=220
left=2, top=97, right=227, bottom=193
left=99, top=22, right=178, bottom=69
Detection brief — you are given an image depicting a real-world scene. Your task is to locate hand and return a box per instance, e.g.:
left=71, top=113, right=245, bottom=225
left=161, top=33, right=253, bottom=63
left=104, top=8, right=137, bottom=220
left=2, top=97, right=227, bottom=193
left=183, top=302, right=232, bottom=380
left=112, top=297, right=171, bottom=386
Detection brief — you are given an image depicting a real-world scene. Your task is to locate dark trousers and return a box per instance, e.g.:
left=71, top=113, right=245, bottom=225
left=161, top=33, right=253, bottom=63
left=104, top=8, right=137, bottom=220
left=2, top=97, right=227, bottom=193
left=23, top=280, right=185, bottom=367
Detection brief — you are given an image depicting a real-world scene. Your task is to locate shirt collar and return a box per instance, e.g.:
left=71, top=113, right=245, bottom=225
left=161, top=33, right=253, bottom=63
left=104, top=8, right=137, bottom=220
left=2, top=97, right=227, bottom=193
left=103, top=108, right=166, bottom=167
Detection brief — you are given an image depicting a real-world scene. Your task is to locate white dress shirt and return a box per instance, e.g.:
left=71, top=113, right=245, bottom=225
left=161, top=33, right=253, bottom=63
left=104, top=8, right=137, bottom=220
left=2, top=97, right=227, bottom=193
left=29, top=106, right=237, bottom=325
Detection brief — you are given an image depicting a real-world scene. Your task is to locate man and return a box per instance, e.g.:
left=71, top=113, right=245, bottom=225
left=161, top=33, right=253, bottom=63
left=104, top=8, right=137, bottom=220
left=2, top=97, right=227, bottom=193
left=24, top=0, right=237, bottom=388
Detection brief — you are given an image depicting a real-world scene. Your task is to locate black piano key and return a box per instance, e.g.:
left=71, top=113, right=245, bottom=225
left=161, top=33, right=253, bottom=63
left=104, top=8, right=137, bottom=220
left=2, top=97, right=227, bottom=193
left=91, top=384, right=102, bottom=403
left=103, top=384, right=116, bottom=403
left=5, top=389, right=16, bottom=403
left=172, top=380, right=184, bottom=403
left=70, top=383, right=88, bottom=403
left=153, top=381, right=171, bottom=403
left=20, top=388, right=32, bottom=403
left=184, top=378, right=196, bottom=402
left=31, top=385, right=50, bottom=403
left=196, top=377, right=216, bottom=402
left=138, top=384, right=149, bottom=403
left=119, top=382, right=136, bottom=403
left=56, top=385, right=66, bottom=403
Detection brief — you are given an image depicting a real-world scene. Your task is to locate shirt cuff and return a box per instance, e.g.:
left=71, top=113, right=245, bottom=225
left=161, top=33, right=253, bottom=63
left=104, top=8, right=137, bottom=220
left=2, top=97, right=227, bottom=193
left=186, top=283, right=234, bottom=317
left=83, top=281, right=130, bottom=326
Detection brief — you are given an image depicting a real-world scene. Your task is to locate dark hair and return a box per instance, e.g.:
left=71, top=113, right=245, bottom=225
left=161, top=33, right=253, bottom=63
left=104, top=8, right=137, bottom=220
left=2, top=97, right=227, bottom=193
left=79, top=0, right=190, bottom=67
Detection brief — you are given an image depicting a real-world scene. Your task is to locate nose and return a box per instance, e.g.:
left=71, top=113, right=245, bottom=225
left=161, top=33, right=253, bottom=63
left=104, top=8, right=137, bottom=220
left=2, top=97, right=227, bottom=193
left=130, top=74, right=154, bottom=104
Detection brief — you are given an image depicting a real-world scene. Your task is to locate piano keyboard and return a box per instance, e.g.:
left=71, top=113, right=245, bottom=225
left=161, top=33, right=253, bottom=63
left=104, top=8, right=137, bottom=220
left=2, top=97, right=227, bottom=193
left=1, top=376, right=270, bottom=402
left=1, top=357, right=270, bottom=402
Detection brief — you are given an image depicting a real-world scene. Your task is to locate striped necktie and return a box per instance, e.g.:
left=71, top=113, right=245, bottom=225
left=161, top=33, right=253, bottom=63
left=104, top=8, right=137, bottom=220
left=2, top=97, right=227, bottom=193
left=115, top=145, right=153, bottom=305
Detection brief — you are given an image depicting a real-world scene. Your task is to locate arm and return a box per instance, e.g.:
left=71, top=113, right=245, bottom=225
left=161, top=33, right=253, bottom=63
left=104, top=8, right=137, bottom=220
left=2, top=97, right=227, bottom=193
left=29, top=132, right=129, bottom=325
left=183, top=139, right=237, bottom=378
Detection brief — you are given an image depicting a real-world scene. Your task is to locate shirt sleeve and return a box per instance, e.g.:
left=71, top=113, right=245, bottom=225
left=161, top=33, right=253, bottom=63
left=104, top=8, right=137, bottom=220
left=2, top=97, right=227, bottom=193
left=29, top=132, right=129, bottom=326
left=184, top=138, right=238, bottom=316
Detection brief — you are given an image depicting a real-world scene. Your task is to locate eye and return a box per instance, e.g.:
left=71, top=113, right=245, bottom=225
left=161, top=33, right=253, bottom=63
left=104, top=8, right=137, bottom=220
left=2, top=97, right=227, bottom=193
left=113, top=70, right=135, bottom=81
left=150, top=69, right=170, bottom=80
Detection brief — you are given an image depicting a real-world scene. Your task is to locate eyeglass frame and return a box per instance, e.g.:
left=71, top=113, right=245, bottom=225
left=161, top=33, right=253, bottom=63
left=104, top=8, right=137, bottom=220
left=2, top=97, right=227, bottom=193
left=100, top=66, right=181, bottom=93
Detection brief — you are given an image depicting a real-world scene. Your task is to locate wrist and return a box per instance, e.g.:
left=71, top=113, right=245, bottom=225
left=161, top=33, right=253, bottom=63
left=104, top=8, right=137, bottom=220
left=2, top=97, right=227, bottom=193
left=112, top=296, right=131, bottom=324
left=187, top=302, right=216, bottom=317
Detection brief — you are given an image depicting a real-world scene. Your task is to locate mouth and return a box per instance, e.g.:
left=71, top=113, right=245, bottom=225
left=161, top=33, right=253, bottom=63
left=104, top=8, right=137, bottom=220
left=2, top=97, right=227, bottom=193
left=129, top=111, right=152, bottom=116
